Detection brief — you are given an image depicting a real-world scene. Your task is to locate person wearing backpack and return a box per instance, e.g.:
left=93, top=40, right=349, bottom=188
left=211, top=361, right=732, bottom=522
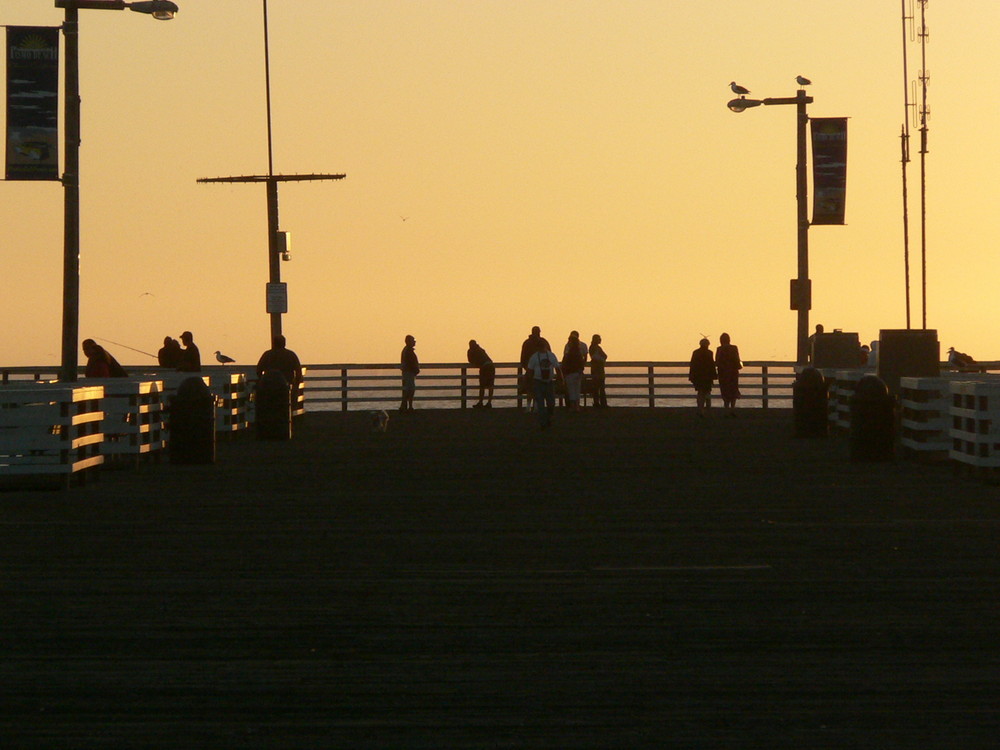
left=561, top=330, right=588, bottom=412
left=525, top=340, right=562, bottom=430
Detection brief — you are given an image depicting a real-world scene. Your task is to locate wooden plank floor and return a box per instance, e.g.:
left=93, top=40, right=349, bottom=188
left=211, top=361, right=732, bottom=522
left=2, top=407, right=999, bottom=748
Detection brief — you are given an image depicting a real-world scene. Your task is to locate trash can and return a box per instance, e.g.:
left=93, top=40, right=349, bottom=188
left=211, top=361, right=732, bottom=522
left=850, top=375, right=895, bottom=462
left=793, top=366, right=829, bottom=438
left=170, top=376, right=216, bottom=464
left=256, top=370, right=292, bottom=440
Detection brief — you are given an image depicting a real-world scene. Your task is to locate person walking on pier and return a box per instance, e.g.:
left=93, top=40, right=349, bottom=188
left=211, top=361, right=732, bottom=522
left=526, top=339, right=561, bottom=429
left=561, top=331, right=587, bottom=411
left=400, top=334, right=420, bottom=411
left=589, top=334, right=608, bottom=408
left=715, top=332, right=742, bottom=417
left=467, top=340, right=495, bottom=408
left=688, top=337, right=716, bottom=416
left=520, top=326, right=550, bottom=411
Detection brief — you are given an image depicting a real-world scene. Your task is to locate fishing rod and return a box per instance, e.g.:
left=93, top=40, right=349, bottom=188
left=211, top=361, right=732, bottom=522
left=95, top=337, right=158, bottom=360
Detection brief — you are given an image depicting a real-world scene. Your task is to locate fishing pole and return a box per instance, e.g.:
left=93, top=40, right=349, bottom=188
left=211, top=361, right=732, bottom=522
left=95, top=337, right=158, bottom=360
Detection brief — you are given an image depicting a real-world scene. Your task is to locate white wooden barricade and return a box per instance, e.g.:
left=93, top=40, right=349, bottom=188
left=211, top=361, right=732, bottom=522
left=293, top=366, right=306, bottom=417
left=949, top=380, right=1000, bottom=472
left=825, top=370, right=865, bottom=431
left=140, top=372, right=251, bottom=437
left=900, top=376, right=951, bottom=459
left=210, top=373, right=249, bottom=434
left=0, top=384, right=104, bottom=487
left=94, top=379, right=166, bottom=465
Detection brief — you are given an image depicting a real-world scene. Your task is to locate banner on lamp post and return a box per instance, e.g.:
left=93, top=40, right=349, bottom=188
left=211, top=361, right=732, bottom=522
left=811, top=117, right=847, bottom=225
left=5, top=26, right=60, bottom=181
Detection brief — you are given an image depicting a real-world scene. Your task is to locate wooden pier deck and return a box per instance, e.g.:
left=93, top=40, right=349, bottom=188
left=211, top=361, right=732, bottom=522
left=2, top=407, right=999, bottom=748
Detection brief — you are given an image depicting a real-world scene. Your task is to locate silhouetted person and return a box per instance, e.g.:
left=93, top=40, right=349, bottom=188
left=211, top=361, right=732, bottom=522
left=589, top=334, right=608, bottom=408
left=561, top=330, right=587, bottom=411
left=256, top=335, right=302, bottom=387
left=715, top=332, right=743, bottom=416
left=400, top=334, right=419, bottom=411
left=177, top=331, right=201, bottom=372
left=807, top=323, right=824, bottom=364
left=467, top=339, right=495, bottom=408
left=82, top=338, right=127, bottom=378
left=688, top=337, right=716, bottom=416
left=525, top=338, right=561, bottom=430
left=157, top=336, right=182, bottom=368
left=520, top=326, right=550, bottom=410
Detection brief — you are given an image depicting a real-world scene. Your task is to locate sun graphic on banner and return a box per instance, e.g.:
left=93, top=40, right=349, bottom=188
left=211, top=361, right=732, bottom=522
left=19, top=35, right=52, bottom=51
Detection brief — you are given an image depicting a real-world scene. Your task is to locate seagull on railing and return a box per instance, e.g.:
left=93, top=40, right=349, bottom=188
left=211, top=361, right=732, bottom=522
left=215, top=350, right=235, bottom=364
left=730, top=81, right=750, bottom=96
left=796, top=75, right=812, bottom=86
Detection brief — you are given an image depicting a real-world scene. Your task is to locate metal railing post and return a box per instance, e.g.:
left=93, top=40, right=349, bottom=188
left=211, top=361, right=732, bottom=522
left=340, top=368, right=348, bottom=412
left=648, top=365, right=655, bottom=408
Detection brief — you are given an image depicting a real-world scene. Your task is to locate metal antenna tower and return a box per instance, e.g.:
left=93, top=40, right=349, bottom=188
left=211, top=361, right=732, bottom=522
left=917, top=0, right=930, bottom=329
left=900, top=0, right=914, bottom=329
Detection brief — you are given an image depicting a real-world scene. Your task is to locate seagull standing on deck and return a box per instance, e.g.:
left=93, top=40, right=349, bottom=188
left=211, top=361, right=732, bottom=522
left=215, top=350, right=235, bottom=364
left=796, top=75, right=812, bottom=86
left=729, top=81, right=750, bottom=96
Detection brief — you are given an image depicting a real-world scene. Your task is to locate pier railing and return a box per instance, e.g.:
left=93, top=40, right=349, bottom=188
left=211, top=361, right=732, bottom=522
left=2, top=361, right=795, bottom=410
left=6, top=361, right=999, bottom=412
left=295, top=361, right=800, bottom=411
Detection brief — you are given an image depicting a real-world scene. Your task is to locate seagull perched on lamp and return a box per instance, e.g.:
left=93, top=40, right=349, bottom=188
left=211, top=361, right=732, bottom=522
left=215, top=350, right=235, bottom=364
left=729, top=81, right=750, bottom=96
left=796, top=75, right=812, bottom=86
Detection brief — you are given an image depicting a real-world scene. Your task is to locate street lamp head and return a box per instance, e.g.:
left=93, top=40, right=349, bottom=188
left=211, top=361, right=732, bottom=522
left=128, top=1, right=178, bottom=19
left=55, top=1, right=177, bottom=17
left=727, top=97, right=763, bottom=113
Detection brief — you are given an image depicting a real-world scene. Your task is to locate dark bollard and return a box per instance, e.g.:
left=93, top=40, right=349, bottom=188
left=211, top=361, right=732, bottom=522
left=170, top=377, right=216, bottom=464
left=850, top=375, right=895, bottom=462
left=256, top=370, right=292, bottom=440
left=793, top=366, right=829, bottom=438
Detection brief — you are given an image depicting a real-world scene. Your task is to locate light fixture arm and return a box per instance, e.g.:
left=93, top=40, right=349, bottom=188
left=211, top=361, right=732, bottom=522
left=55, top=0, right=178, bottom=18
left=727, top=88, right=814, bottom=363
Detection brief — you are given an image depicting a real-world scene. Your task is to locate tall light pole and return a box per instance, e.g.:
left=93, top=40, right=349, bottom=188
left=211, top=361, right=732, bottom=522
left=54, top=0, right=178, bottom=382
left=198, top=1, right=345, bottom=345
left=728, top=89, right=814, bottom=365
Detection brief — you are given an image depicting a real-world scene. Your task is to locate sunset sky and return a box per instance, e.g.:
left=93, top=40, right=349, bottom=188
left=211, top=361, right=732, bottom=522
left=2, top=1, right=998, bottom=367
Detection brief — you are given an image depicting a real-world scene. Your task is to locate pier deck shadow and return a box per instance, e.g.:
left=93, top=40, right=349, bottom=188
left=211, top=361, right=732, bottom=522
left=3, top=408, right=999, bottom=748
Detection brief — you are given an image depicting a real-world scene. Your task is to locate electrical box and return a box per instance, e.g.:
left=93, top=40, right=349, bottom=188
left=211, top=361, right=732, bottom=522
left=877, top=329, right=939, bottom=395
left=811, top=331, right=861, bottom=368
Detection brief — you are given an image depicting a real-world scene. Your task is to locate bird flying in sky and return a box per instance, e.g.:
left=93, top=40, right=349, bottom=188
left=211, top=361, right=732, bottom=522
left=729, top=81, right=750, bottom=95
left=796, top=75, right=812, bottom=86
left=215, top=350, right=235, bottom=364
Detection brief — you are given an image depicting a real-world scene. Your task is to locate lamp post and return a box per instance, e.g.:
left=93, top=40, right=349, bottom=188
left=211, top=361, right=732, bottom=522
left=54, top=0, right=178, bottom=382
left=198, top=0, right=345, bottom=345
left=728, top=89, right=814, bottom=365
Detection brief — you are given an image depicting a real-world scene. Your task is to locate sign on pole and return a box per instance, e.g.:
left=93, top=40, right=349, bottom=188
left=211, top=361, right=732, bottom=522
left=5, top=27, right=60, bottom=181
left=266, top=282, right=288, bottom=314
left=810, top=117, right=848, bottom=225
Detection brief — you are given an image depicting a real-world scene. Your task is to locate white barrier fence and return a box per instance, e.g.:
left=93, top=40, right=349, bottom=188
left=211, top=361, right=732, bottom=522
left=5, top=362, right=1000, bottom=486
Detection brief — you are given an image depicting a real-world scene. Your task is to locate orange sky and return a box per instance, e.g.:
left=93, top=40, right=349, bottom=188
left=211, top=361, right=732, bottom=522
left=2, top=1, right=998, bottom=367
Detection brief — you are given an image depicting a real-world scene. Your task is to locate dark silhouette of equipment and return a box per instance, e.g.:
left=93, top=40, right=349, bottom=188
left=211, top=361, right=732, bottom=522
left=170, top=377, right=216, bottom=464
left=256, top=370, right=292, bottom=440
left=850, top=375, right=895, bottom=462
left=793, top=367, right=829, bottom=438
